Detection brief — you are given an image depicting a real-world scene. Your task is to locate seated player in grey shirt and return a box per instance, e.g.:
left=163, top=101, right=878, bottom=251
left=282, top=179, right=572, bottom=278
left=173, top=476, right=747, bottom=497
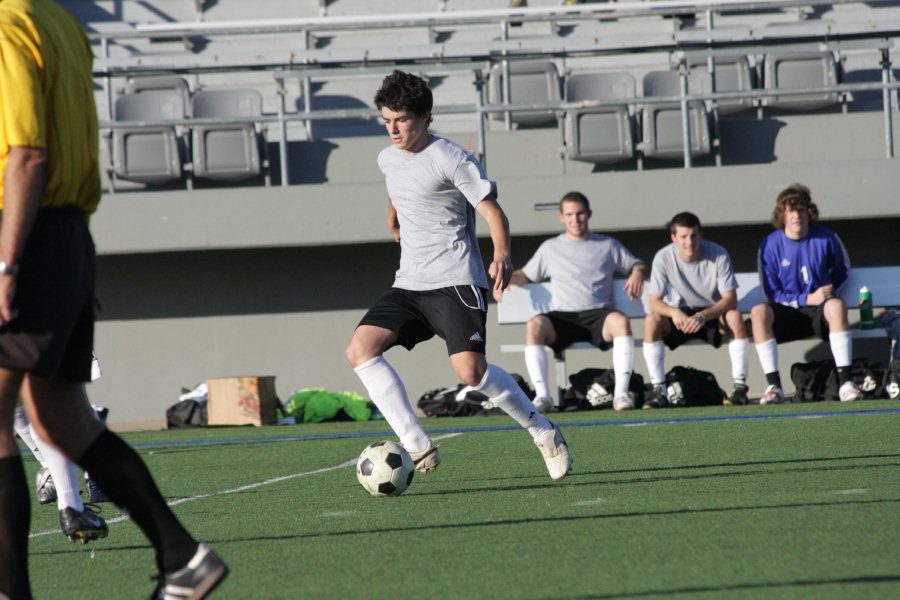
left=642, top=211, right=751, bottom=407
left=509, top=191, right=647, bottom=412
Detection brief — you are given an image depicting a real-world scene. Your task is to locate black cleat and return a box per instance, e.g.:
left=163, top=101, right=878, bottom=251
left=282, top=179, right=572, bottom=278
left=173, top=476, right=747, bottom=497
left=642, top=384, right=668, bottom=409
left=724, top=384, right=750, bottom=406
left=59, top=505, right=109, bottom=544
left=85, top=475, right=113, bottom=503
left=151, top=543, right=229, bottom=600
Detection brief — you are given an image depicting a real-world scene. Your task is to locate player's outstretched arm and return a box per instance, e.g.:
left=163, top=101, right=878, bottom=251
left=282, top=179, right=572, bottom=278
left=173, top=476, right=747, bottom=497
left=476, top=195, right=512, bottom=302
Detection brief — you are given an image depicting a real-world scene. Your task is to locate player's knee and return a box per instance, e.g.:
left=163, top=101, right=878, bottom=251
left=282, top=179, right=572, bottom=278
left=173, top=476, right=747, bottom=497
left=455, top=364, right=485, bottom=388
left=526, top=316, right=553, bottom=344
left=643, top=313, right=664, bottom=340
left=725, top=309, right=747, bottom=336
left=608, top=312, right=631, bottom=337
left=345, top=339, right=373, bottom=368
left=750, top=303, right=770, bottom=324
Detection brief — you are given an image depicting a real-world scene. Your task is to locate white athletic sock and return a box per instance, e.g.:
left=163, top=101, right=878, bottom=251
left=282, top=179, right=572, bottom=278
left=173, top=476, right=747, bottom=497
left=524, top=345, right=552, bottom=400
left=754, top=338, right=779, bottom=376
left=31, top=426, right=83, bottom=512
left=13, top=404, right=45, bottom=465
left=354, top=356, right=430, bottom=453
left=829, top=331, right=853, bottom=368
left=475, top=364, right=552, bottom=439
left=612, top=336, right=634, bottom=398
left=728, top=338, right=750, bottom=384
left=642, top=340, right=666, bottom=387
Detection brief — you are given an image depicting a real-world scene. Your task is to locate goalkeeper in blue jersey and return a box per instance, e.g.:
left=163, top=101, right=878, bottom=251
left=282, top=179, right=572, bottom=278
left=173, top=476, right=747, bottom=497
left=749, top=183, right=860, bottom=404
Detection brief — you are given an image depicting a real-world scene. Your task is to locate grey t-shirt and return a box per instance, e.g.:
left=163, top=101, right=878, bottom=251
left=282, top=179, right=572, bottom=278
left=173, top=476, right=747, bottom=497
left=647, top=240, right=737, bottom=308
left=521, top=232, right=642, bottom=311
left=378, top=136, right=494, bottom=291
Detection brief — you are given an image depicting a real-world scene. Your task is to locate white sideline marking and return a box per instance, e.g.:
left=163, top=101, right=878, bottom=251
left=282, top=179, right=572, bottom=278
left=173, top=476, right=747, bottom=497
left=572, top=497, right=607, bottom=506
left=831, top=488, right=870, bottom=495
left=29, top=432, right=463, bottom=539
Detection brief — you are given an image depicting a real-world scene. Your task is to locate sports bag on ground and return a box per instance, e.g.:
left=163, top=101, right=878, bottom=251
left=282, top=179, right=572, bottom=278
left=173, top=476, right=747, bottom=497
left=562, top=368, right=645, bottom=410
left=790, top=357, right=886, bottom=402
left=664, top=366, right=725, bottom=406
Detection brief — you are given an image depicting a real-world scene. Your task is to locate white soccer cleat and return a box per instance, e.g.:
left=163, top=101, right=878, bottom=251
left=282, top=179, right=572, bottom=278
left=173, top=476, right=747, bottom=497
left=613, top=392, right=635, bottom=411
left=408, top=440, right=441, bottom=474
left=760, top=384, right=784, bottom=405
left=838, top=380, right=862, bottom=402
left=532, top=396, right=554, bottom=414
left=534, top=423, right=572, bottom=481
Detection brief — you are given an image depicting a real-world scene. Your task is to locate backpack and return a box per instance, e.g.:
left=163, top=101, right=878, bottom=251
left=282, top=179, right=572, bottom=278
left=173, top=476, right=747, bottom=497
left=790, top=358, right=886, bottom=402
left=664, top=366, right=725, bottom=406
left=416, top=374, right=532, bottom=417
left=166, top=399, right=208, bottom=428
left=562, top=368, right=645, bottom=410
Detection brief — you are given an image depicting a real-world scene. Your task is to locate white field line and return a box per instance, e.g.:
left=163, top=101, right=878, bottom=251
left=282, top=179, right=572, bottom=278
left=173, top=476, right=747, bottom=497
left=29, top=432, right=462, bottom=539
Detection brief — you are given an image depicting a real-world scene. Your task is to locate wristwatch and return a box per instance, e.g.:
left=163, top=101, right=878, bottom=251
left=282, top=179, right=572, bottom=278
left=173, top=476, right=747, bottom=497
left=0, top=261, right=18, bottom=277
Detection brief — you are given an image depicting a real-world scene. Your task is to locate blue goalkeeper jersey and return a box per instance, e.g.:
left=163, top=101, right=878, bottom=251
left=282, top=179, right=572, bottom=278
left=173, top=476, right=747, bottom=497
left=757, top=224, right=851, bottom=308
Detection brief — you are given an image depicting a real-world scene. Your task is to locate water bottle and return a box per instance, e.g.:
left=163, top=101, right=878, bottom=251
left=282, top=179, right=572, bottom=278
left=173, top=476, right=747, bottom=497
left=858, top=286, right=874, bottom=330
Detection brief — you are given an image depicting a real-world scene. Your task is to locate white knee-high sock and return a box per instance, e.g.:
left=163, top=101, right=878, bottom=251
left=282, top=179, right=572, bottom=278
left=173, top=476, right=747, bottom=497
left=524, top=345, right=551, bottom=400
left=642, top=340, right=666, bottom=386
left=829, top=331, right=853, bottom=368
left=728, top=338, right=750, bottom=384
left=475, top=364, right=552, bottom=438
left=354, top=356, right=430, bottom=453
left=613, top=336, right=634, bottom=398
left=13, top=404, right=45, bottom=465
left=31, top=426, right=83, bottom=512
left=755, top=338, right=779, bottom=375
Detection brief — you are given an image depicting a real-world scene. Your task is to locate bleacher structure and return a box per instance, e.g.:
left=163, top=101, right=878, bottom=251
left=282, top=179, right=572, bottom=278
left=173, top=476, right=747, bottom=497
left=60, top=0, right=900, bottom=428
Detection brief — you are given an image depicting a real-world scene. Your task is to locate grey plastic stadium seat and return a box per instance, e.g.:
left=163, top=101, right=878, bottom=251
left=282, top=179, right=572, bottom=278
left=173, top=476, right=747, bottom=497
left=125, top=76, right=192, bottom=115
left=488, top=60, right=561, bottom=126
left=191, top=89, right=263, bottom=181
left=113, top=90, right=185, bottom=184
left=689, top=56, right=757, bottom=115
left=761, top=51, right=840, bottom=111
left=564, top=72, right=636, bottom=163
left=640, top=70, right=712, bottom=159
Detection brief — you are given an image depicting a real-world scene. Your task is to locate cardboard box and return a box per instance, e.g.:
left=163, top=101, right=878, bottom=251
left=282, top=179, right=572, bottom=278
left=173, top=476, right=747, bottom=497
left=206, top=376, right=277, bottom=426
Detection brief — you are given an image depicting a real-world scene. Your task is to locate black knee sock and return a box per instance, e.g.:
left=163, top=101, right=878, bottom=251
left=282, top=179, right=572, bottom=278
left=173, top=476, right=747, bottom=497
left=75, top=429, right=198, bottom=574
left=765, top=371, right=782, bottom=387
left=0, top=456, right=32, bottom=599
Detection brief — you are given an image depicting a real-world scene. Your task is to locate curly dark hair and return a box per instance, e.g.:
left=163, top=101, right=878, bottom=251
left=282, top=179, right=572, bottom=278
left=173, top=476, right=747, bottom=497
left=771, top=183, right=819, bottom=229
left=374, top=70, right=433, bottom=125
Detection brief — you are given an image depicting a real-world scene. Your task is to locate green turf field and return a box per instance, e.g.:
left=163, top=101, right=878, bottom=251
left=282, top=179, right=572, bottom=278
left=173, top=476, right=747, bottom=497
left=24, top=400, right=900, bottom=599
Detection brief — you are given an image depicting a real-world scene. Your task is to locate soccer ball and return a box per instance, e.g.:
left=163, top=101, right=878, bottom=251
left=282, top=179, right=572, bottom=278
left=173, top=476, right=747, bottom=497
left=356, top=441, right=415, bottom=497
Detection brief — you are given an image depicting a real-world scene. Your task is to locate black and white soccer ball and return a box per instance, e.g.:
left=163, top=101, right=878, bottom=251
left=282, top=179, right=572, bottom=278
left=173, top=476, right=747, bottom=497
left=356, top=440, right=415, bottom=497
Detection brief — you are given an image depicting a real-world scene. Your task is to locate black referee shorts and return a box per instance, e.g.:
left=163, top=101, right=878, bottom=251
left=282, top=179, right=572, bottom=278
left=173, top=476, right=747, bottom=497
left=0, top=206, right=95, bottom=382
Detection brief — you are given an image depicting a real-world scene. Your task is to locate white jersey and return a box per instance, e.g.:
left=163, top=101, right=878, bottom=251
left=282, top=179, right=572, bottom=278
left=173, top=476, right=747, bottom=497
left=521, top=232, right=642, bottom=311
left=647, top=240, right=737, bottom=308
left=378, top=136, right=494, bottom=291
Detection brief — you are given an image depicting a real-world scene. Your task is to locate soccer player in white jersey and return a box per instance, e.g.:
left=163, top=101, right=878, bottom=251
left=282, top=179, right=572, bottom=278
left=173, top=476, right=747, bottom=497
left=345, top=71, right=571, bottom=481
left=642, top=212, right=751, bottom=407
left=509, top=191, right=647, bottom=412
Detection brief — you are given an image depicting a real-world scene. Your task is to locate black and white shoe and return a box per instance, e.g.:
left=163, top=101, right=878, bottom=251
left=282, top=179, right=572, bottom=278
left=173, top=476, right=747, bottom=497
left=59, top=505, right=109, bottom=544
left=36, top=467, right=57, bottom=505
left=724, top=384, right=750, bottom=406
left=642, top=384, right=668, bottom=409
left=151, top=543, right=229, bottom=600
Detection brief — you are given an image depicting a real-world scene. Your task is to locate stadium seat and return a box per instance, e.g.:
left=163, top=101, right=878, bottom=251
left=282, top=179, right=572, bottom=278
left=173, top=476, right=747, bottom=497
left=113, top=90, right=185, bottom=184
left=125, top=75, right=192, bottom=115
left=688, top=56, right=758, bottom=114
left=563, top=72, right=636, bottom=164
left=488, top=60, right=561, bottom=127
left=191, top=88, right=264, bottom=181
left=761, top=51, right=840, bottom=111
left=640, top=70, right=712, bottom=159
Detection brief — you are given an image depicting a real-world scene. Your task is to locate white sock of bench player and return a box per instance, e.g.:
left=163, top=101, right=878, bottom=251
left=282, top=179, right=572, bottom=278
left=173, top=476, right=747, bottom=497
left=829, top=331, right=852, bottom=369
left=475, top=364, right=552, bottom=438
left=754, top=338, right=779, bottom=377
left=13, top=404, right=45, bottom=465
left=613, top=336, right=635, bottom=398
left=728, top=338, right=750, bottom=385
left=642, top=340, right=666, bottom=389
left=524, top=345, right=552, bottom=400
left=354, top=356, right=430, bottom=454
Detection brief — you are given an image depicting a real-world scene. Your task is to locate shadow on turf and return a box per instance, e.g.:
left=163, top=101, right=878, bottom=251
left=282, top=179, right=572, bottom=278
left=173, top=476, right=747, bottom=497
left=414, top=453, right=900, bottom=496
left=555, top=574, right=900, bottom=599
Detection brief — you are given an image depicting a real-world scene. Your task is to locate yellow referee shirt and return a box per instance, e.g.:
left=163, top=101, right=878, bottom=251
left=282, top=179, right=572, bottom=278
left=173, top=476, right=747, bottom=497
left=0, top=0, right=100, bottom=214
